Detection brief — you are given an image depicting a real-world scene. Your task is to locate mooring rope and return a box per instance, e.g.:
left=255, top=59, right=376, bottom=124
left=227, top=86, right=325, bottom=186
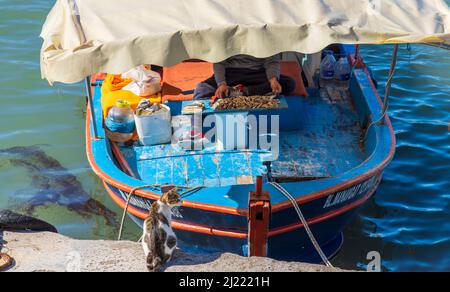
left=118, top=181, right=333, bottom=268
left=117, top=184, right=205, bottom=241
left=363, top=44, right=399, bottom=142
left=118, top=185, right=157, bottom=241
left=269, top=182, right=334, bottom=268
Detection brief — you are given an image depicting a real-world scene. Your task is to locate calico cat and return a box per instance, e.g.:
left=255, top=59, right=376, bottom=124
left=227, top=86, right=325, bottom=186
left=142, top=187, right=183, bottom=272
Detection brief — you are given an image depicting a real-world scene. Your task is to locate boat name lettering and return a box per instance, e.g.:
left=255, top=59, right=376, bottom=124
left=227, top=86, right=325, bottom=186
left=323, top=176, right=378, bottom=209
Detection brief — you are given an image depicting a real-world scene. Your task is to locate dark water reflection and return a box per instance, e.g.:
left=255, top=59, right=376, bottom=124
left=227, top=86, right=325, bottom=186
left=332, top=44, right=450, bottom=272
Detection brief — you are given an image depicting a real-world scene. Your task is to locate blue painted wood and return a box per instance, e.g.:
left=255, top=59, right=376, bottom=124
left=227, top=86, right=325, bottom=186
left=126, top=85, right=366, bottom=186
left=90, top=85, right=105, bottom=139
left=90, top=59, right=392, bottom=207
left=217, top=153, right=237, bottom=186
left=185, top=155, right=205, bottom=187
left=172, top=156, right=188, bottom=187
left=201, top=153, right=221, bottom=187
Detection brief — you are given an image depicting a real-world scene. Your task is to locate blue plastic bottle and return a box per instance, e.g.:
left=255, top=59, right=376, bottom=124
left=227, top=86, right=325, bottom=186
left=320, top=51, right=337, bottom=81
left=334, top=57, right=351, bottom=85
left=105, top=100, right=135, bottom=143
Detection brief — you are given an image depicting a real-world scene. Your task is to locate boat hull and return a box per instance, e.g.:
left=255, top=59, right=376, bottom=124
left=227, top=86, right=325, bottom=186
left=103, top=172, right=381, bottom=261
left=86, top=45, right=395, bottom=263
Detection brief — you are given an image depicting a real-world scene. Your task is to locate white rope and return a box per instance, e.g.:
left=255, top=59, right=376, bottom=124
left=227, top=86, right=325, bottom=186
left=118, top=185, right=156, bottom=241
left=269, top=182, right=333, bottom=267
left=118, top=182, right=332, bottom=266
left=117, top=184, right=206, bottom=241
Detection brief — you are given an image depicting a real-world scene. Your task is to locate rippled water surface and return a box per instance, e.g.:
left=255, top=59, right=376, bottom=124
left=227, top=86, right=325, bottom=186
left=333, top=44, right=450, bottom=272
left=0, top=0, right=449, bottom=271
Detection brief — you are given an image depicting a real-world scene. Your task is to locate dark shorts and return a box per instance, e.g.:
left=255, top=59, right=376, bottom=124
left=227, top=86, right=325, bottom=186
left=194, top=68, right=296, bottom=99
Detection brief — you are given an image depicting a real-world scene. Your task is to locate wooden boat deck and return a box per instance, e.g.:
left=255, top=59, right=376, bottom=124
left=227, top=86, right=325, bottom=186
left=120, top=88, right=366, bottom=188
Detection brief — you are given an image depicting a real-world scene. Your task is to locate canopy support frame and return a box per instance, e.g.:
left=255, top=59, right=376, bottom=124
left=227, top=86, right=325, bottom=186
left=85, top=76, right=99, bottom=139
left=379, top=44, right=399, bottom=126
left=362, top=44, right=399, bottom=141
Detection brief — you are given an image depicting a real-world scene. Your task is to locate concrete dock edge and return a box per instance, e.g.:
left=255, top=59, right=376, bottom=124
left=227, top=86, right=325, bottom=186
left=1, top=231, right=354, bottom=272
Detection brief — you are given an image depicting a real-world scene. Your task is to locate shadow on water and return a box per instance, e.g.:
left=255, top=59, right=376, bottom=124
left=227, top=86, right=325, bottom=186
left=0, top=145, right=118, bottom=228
left=331, top=195, right=391, bottom=271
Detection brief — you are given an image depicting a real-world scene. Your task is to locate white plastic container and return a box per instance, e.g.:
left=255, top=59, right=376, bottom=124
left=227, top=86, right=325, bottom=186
left=135, top=104, right=172, bottom=146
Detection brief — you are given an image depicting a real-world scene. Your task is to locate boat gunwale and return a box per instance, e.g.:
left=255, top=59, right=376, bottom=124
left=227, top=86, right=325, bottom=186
left=103, top=179, right=380, bottom=239
left=86, top=53, right=396, bottom=217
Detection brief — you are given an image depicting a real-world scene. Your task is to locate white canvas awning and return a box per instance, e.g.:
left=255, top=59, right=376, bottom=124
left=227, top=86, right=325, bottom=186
left=40, top=0, right=450, bottom=84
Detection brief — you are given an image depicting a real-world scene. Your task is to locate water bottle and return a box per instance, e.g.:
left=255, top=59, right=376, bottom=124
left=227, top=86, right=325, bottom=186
left=105, top=100, right=135, bottom=143
left=320, top=50, right=337, bottom=88
left=334, top=57, right=351, bottom=89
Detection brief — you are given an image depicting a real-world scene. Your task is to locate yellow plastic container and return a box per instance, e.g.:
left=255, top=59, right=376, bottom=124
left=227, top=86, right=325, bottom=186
left=101, top=74, right=162, bottom=118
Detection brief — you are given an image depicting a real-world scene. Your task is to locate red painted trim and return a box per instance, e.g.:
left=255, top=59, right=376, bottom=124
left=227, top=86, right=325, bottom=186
left=105, top=177, right=378, bottom=239
left=248, top=177, right=271, bottom=256
left=268, top=186, right=378, bottom=237
left=110, top=142, right=139, bottom=179
left=104, top=182, right=248, bottom=239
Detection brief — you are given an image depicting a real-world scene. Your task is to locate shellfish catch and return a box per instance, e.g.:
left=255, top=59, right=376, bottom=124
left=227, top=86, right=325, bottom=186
left=213, top=95, right=280, bottom=111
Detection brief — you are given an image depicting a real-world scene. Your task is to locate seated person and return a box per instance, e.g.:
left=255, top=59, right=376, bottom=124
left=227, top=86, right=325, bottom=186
left=194, top=54, right=296, bottom=99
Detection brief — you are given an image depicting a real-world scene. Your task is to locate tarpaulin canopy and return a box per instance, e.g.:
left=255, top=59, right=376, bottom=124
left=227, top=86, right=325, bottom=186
left=40, top=0, right=450, bottom=84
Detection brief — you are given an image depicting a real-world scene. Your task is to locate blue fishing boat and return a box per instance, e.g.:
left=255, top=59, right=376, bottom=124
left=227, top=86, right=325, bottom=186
left=84, top=44, right=394, bottom=262
left=40, top=0, right=449, bottom=264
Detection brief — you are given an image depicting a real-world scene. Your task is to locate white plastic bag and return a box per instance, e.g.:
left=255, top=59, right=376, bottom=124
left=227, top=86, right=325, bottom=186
left=122, top=65, right=161, bottom=97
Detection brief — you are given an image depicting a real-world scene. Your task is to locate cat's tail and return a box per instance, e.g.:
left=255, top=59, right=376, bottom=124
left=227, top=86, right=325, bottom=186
left=147, top=254, right=162, bottom=272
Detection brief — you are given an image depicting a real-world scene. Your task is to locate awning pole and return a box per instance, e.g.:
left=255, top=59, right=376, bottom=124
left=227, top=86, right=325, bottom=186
left=380, top=44, right=399, bottom=125
left=362, top=44, right=399, bottom=141
left=85, top=76, right=99, bottom=139
left=350, top=44, right=361, bottom=78
left=355, top=44, right=360, bottom=63
left=427, top=43, right=450, bottom=51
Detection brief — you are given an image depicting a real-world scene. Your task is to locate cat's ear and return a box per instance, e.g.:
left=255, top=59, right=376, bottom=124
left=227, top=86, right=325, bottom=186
left=163, top=186, right=177, bottom=194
